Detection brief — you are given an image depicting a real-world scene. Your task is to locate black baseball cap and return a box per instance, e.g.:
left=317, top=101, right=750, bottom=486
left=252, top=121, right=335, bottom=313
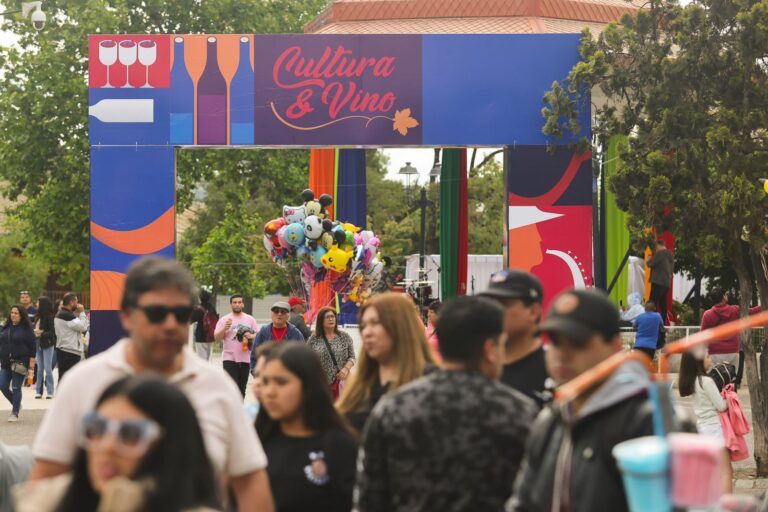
left=480, top=269, right=543, bottom=303
left=540, top=288, right=619, bottom=343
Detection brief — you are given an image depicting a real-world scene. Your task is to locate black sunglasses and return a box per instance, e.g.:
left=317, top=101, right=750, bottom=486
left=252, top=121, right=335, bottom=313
left=136, top=305, right=193, bottom=324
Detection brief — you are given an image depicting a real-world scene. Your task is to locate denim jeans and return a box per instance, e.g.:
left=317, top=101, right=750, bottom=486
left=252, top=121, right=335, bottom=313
left=35, top=345, right=55, bottom=396
left=0, top=367, right=25, bottom=415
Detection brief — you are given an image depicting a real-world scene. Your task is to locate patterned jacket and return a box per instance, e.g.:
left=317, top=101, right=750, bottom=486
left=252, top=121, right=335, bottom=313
left=354, top=369, right=537, bottom=512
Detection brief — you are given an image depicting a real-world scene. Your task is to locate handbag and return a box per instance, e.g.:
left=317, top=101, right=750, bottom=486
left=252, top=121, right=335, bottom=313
left=10, top=359, right=27, bottom=376
left=321, top=334, right=342, bottom=399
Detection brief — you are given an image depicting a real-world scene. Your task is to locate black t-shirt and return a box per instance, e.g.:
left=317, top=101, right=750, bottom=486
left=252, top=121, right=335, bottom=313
left=262, top=427, right=358, bottom=512
left=500, top=345, right=550, bottom=408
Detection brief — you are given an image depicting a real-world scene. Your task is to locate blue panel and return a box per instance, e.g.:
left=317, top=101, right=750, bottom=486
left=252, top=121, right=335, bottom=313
left=89, top=88, right=170, bottom=146
left=90, top=237, right=175, bottom=274
left=91, top=146, right=175, bottom=229
left=422, top=34, right=590, bottom=146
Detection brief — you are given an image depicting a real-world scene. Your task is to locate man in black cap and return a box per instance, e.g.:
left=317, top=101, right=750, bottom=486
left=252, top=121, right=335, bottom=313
left=506, top=288, right=666, bottom=512
left=481, top=270, right=550, bottom=407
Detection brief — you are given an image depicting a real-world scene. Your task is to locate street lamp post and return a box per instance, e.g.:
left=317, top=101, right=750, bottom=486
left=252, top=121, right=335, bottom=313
left=399, top=161, right=438, bottom=305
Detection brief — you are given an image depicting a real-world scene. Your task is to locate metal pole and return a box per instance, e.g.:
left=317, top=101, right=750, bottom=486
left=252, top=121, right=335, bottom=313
left=419, top=186, right=427, bottom=274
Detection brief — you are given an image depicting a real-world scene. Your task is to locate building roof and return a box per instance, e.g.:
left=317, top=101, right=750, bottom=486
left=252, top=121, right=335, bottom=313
left=306, top=0, right=642, bottom=34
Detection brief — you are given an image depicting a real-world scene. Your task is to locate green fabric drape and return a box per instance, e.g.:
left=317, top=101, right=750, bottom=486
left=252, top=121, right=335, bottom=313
left=440, top=149, right=461, bottom=301
left=605, top=136, right=630, bottom=305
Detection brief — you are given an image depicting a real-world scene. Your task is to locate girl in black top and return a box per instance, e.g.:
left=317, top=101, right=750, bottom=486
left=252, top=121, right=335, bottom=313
left=33, top=296, right=57, bottom=399
left=256, top=343, right=357, bottom=512
left=0, top=304, right=36, bottom=421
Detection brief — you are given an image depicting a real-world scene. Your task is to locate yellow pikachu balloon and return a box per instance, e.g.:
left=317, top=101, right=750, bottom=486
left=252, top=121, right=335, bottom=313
left=321, top=246, right=354, bottom=273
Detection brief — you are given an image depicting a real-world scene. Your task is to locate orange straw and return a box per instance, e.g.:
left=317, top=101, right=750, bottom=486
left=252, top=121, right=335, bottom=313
left=554, top=310, right=768, bottom=403
left=658, top=310, right=768, bottom=373
left=555, top=350, right=652, bottom=403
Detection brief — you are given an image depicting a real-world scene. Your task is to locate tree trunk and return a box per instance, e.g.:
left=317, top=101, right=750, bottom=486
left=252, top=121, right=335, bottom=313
left=748, top=245, right=768, bottom=476
left=734, top=243, right=768, bottom=476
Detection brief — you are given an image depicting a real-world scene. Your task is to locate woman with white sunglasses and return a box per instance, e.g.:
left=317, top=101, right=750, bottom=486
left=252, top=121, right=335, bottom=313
left=15, top=376, right=221, bottom=512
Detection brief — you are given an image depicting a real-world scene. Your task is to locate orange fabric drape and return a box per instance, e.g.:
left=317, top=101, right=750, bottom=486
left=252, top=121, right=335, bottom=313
left=309, top=149, right=336, bottom=220
left=307, top=149, right=337, bottom=323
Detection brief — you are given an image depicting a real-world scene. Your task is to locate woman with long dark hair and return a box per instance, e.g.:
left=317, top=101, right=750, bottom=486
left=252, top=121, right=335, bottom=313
left=0, top=304, right=36, bottom=422
left=306, top=307, right=355, bottom=399
left=336, top=293, right=435, bottom=432
left=678, top=349, right=732, bottom=492
left=34, top=297, right=56, bottom=399
left=16, top=375, right=221, bottom=511
left=256, top=342, right=357, bottom=512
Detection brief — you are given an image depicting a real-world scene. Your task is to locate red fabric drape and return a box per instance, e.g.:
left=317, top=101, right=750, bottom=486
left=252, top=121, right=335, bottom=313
left=309, top=149, right=336, bottom=220
left=457, top=149, right=469, bottom=296
left=308, top=149, right=337, bottom=324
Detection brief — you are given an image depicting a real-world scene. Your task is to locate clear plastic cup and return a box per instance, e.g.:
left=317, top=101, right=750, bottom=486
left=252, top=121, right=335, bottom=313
left=668, top=432, right=725, bottom=508
left=612, top=436, right=672, bottom=512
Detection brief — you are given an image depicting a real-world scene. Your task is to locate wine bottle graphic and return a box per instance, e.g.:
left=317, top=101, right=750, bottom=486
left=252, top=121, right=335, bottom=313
left=170, top=37, right=194, bottom=144
left=89, top=99, right=154, bottom=123
left=230, top=36, right=254, bottom=144
left=197, top=36, right=227, bottom=145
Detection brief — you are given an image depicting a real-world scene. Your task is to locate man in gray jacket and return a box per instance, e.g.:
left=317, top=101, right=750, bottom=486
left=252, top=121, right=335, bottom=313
left=646, top=239, right=674, bottom=323
left=53, top=293, right=88, bottom=382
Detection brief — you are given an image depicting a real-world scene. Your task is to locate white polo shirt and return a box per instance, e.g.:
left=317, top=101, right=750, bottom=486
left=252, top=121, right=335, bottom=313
left=33, top=339, right=267, bottom=477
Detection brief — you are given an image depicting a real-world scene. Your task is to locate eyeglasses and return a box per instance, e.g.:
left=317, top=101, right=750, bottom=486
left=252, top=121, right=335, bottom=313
left=79, top=412, right=163, bottom=457
left=136, top=304, right=193, bottom=324
left=323, top=315, right=336, bottom=320
left=271, top=309, right=289, bottom=315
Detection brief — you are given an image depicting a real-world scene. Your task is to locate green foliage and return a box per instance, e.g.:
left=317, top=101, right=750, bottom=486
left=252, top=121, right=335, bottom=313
left=0, top=229, right=49, bottom=313
left=189, top=189, right=266, bottom=298
left=468, top=158, right=505, bottom=254
left=0, top=0, right=329, bottom=289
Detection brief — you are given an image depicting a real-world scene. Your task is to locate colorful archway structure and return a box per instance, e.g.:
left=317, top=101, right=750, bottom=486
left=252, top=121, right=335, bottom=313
left=88, top=33, right=591, bottom=353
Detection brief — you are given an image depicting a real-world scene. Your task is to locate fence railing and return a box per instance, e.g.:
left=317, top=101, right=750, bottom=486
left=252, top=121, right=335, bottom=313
left=621, top=326, right=766, bottom=350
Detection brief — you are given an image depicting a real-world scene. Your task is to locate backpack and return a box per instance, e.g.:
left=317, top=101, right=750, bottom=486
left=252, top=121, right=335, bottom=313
left=709, top=362, right=737, bottom=391
left=195, top=306, right=218, bottom=343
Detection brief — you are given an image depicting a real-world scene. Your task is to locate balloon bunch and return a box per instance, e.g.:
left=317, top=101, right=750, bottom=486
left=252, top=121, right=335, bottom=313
left=262, top=189, right=384, bottom=305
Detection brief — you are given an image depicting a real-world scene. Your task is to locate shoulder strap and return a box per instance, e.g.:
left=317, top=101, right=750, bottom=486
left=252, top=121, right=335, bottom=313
left=321, top=334, right=340, bottom=372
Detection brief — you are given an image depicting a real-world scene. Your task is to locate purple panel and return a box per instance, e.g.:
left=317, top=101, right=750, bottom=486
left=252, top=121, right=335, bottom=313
left=89, top=311, right=127, bottom=356
left=254, top=34, right=422, bottom=145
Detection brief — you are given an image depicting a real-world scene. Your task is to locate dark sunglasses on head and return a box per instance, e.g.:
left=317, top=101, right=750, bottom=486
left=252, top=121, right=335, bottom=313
left=137, top=304, right=193, bottom=324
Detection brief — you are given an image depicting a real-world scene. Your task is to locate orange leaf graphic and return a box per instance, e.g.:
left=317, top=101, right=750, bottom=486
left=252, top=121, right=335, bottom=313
left=392, top=108, right=419, bottom=136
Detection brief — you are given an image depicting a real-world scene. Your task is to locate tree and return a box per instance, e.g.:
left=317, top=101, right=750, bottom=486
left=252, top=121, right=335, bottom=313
left=0, top=0, right=329, bottom=289
left=542, top=0, right=768, bottom=474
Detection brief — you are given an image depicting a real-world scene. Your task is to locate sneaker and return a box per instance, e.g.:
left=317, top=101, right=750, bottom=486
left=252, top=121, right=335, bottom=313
left=8, top=414, right=18, bottom=422
left=35, top=394, right=42, bottom=399
left=46, top=395, right=54, bottom=399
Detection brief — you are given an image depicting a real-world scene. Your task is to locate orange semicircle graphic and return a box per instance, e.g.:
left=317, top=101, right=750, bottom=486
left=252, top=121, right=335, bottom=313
left=90, top=271, right=127, bottom=311
left=91, top=207, right=175, bottom=255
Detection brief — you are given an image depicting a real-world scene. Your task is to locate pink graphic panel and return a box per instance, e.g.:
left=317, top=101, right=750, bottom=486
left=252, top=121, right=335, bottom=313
left=89, top=35, right=170, bottom=89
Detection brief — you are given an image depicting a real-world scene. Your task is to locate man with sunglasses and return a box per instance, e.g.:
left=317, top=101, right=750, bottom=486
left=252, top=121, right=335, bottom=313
left=29, top=257, right=275, bottom=512
left=250, top=301, right=305, bottom=373
left=53, top=292, right=88, bottom=382
left=506, top=288, right=671, bottom=512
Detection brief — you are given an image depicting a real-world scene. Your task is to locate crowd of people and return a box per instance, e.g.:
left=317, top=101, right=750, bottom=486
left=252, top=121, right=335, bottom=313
left=0, top=255, right=760, bottom=511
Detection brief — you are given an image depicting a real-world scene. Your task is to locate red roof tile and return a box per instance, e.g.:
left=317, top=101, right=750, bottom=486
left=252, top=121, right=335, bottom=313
left=306, top=0, right=640, bottom=33
left=309, top=16, right=608, bottom=34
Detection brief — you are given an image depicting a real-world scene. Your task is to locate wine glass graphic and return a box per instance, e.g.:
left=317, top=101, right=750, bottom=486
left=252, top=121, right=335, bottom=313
left=98, top=40, right=117, bottom=88
left=118, top=40, right=137, bottom=88
left=138, top=40, right=157, bottom=88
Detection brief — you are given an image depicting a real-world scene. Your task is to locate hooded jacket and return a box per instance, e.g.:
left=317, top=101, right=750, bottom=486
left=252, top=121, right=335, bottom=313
left=701, top=304, right=762, bottom=354
left=54, top=309, right=88, bottom=356
left=507, top=361, right=678, bottom=512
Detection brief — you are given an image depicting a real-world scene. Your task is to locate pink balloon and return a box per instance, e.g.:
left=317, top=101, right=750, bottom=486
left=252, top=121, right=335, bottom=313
left=276, top=225, right=289, bottom=248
